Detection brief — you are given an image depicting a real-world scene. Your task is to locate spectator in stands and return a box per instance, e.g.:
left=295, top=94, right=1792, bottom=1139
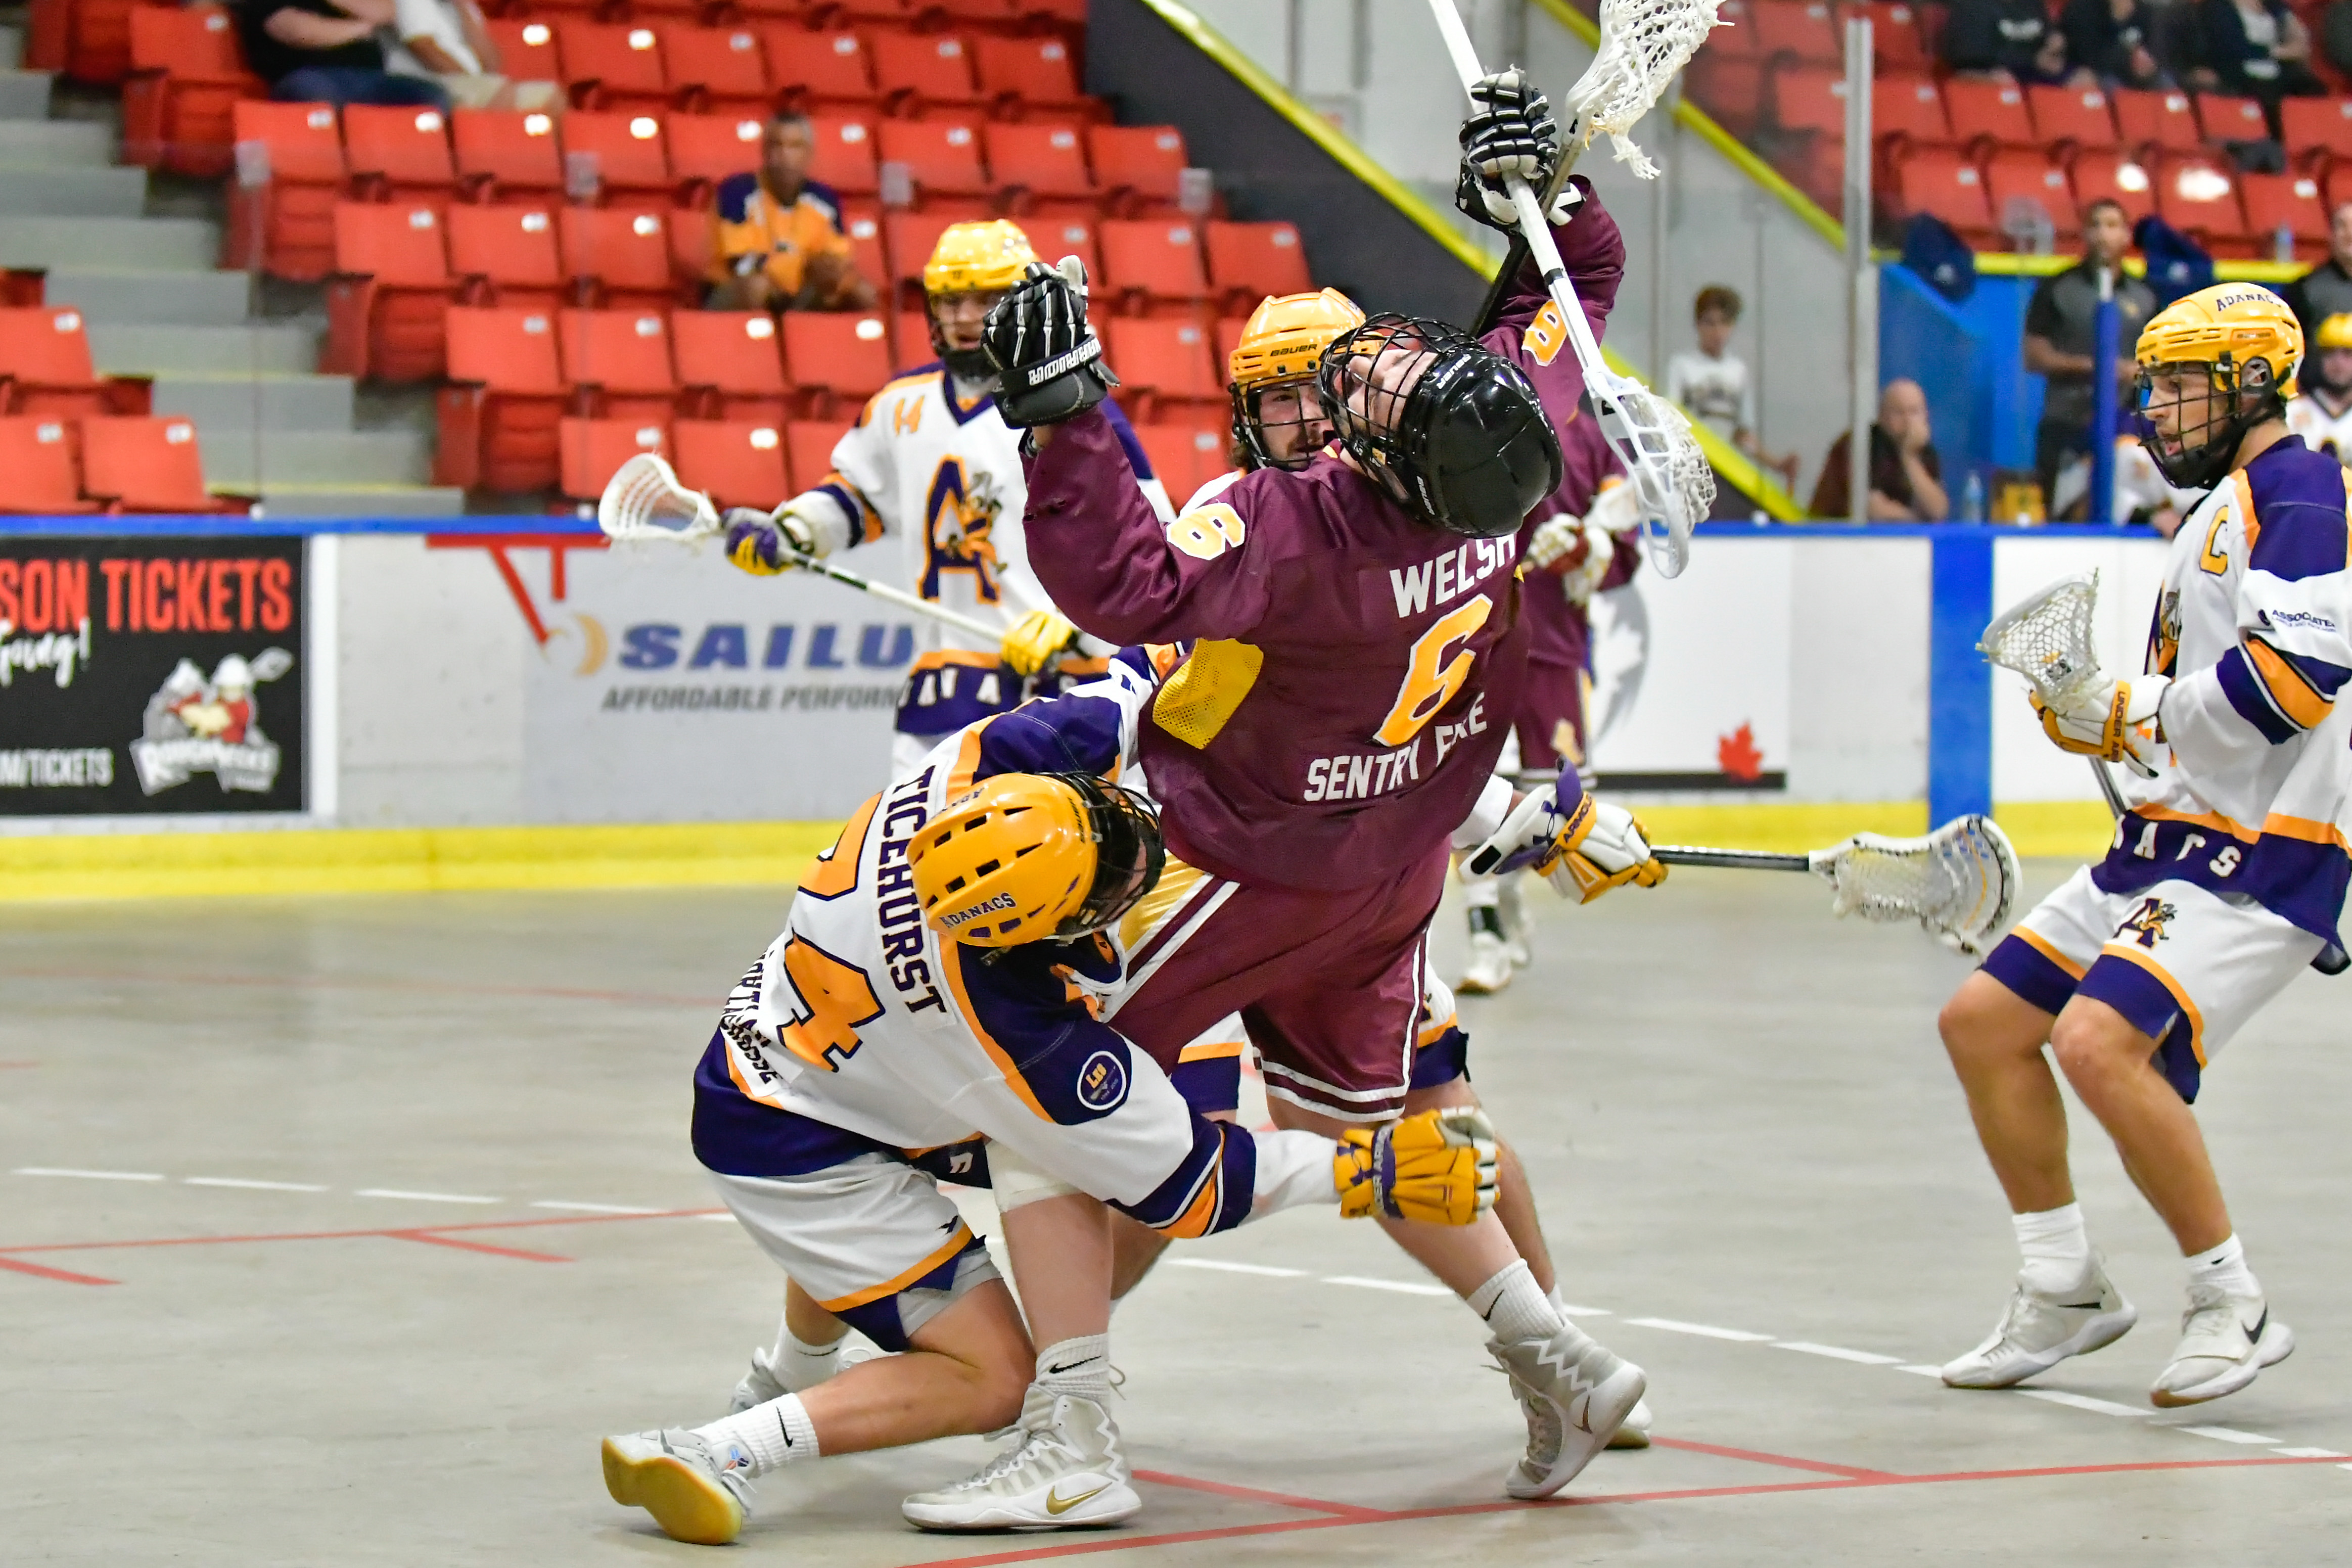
left=1809, top=380, right=1950, bottom=521
left=235, top=0, right=451, bottom=109
left=2282, top=202, right=2352, bottom=343
left=2023, top=198, right=2157, bottom=504
left=1942, top=0, right=2071, bottom=83
left=1663, top=285, right=1801, bottom=492
left=384, top=0, right=561, bottom=112
left=2060, top=0, right=2168, bottom=89
left=2324, top=0, right=2352, bottom=79
left=2185, top=0, right=2327, bottom=106
left=708, top=113, right=877, bottom=313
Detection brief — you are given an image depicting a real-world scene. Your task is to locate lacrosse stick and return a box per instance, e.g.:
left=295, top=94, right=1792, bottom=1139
left=596, top=453, right=1005, bottom=643
left=1427, top=0, right=1719, bottom=578
left=1652, top=814, right=2021, bottom=955
left=1979, top=569, right=2348, bottom=974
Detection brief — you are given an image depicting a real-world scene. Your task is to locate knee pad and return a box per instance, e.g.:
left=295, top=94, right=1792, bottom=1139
left=988, top=1139, right=1082, bottom=1212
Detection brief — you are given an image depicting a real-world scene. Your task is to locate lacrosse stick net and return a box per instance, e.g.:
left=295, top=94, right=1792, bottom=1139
left=598, top=453, right=720, bottom=543
left=1596, top=380, right=1716, bottom=575
left=1977, top=569, right=2103, bottom=708
left=1565, top=0, right=1726, bottom=177
left=1807, top=815, right=2021, bottom=954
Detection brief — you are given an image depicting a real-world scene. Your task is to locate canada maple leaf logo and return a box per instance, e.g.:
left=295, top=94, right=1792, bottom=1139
left=1718, top=722, right=1763, bottom=782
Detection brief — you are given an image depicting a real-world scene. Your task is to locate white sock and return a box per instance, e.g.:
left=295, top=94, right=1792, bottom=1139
left=693, top=1392, right=820, bottom=1475
left=1469, top=1260, right=1564, bottom=1345
left=2012, top=1204, right=2093, bottom=1295
left=1034, top=1334, right=1112, bottom=1403
left=2187, top=1233, right=2262, bottom=1300
left=770, top=1322, right=844, bottom=1392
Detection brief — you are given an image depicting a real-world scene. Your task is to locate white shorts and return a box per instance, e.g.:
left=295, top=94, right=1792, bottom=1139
left=1984, top=865, right=2322, bottom=1101
left=709, top=1155, right=999, bottom=1351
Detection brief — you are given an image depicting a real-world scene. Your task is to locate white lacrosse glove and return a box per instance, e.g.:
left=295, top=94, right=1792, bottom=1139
left=723, top=498, right=827, bottom=577
left=2030, top=673, right=2170, bottom=777
left=1528, top=515, right=1613, bottom=604
left=1464, top=778, right=1666, bottom=905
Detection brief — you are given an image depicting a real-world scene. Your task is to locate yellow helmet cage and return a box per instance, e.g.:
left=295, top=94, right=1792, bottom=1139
left=921, top=219, right=1039, bottom=298
left=907, top=772, right=1164, bottom=948
left=1228, top=288, right=1364, bottom=471
left=2134, top=283, right=2303, bottom=488
left=2318, top=312, right=2352, bottom=352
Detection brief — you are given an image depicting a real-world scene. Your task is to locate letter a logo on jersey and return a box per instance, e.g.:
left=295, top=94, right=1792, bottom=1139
left=2118, top=896, right=2178, bottom=948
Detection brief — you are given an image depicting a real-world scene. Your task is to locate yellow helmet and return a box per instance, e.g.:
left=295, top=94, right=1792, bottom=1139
left=1228, top=288, right=1364, bottom=471
left=2319, top=312, right=2352, bottom=352
left=907, top=772, right=1164, bottom=948
left=922, top=219, right=1037, bottom=297
left=2134, top=283, right=2302, bottom=487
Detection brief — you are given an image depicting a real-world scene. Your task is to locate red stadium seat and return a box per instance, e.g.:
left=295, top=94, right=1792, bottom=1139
left=667, top=114, right=767, bottom=203
left=561, top=112, right=674, bottom=207
left=2198, top=93, right=2270, bottom=146
left=2279, top=97, right=2352, bottom=165
left=27, top=0, right=136, bottom=85
left=1089, top=125, right=1188, bottom=209
left=120, top=5, right=259, bottom=177
left=1685, top=51, right=1768, bottom=137
left=1022, top=216, right=1100, bottom=284
left=2026, top=84, right=2117, bottom=149
left=446, top=203, right=564, bottom=311
left=0, top=305, right=115, bottom=417
left=672, top=311, right=789, bottom=422
left=322, top=203, right=454, bottom=384
left=437, top=306, right=567, bottom=493
left=762, top=27, right=876, bottom=111
left=558, top=207, right=683, bottom=311
left=558, top=308, right=678, bottom=428
left=2112, top=88, right=2202, bottom=155
left=2068, top=150, right=2157, bottom=224
left=659, top=24, right=774, bottom=117
left=1856, top=1, right=1931, bottom=73
left=80, top=416, right=214, bottom=512
left=785, top=419, right=856, bottom=490
left=895, top=308, right=932, bottom=365
left=869, top=31, right=983, bottom=111
left=841, top=206, right=887, bottom=294
left=1707, top=0, right=1762, bottom=60
left=1943, top=77, right=2032, bottom=149
left=673, top=420, right=792, bottom=509
left=483, top=19, right=563, bottom=88
left=2239, top=171, right=2329, bottom=256
left=985, top=123, right=1094, bottom=206
left=809, top=115, right=881, bottom=196
left=453, top=108, right=565, bottom=200
left=1769, top=62, right=1848, bottom=136
left=1983, top=149, right=2078, bottom=243
left=780, top=312, right=894, bottom=410
left=1097, top=219, right=1210, bottom=311
left=560, top=417, right=672, bottom=502
left=1101, top=317, right=1222, bottom=427
left=1887, top=145, right=1994, bottom=242
left=883, top=211, right=957, bottom=299
left=342, top=104, right=457, bottom=205
left=0, top=418, right=96, bottom=514
left=556, top=21, right=671, bottom=116
left=223, top=101, right=346, bottom=283
left=2156, top=155, right=2250, bottom=247
left=927, top=0, right=1021, bottom=25
left=1873, top=74, right=1948, bottom=145
left=875, top=119, right=990, bottom=199
left=1204, top=221, right=1311, bottom=312
left=974, top=35, right=1087, bottom=115
left=1751, top=1, right=1842, bottom=62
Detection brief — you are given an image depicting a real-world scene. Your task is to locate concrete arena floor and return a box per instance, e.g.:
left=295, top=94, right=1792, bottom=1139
left=4, top=865, right=2351, bottom=1567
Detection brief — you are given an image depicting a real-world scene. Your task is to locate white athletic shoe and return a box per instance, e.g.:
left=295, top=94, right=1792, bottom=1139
left=1607, top=1396, right=1654, bottom=1450
left=901, top=1385, right=1141, bottom=1532
left=1940, top=1264, right=2137, bottom=1389
left=2148, top=1283, right=2294, bottom=1407
left=1497, top=873, right=1532, bottom=969
left=728, top=1348, right=791, bottom=1415
left=1457, top=929, right=1514, bottom=995
left=1491, top=1322, right=1647, bottom=1499
left=602, top=1427, right=753, bottom=1546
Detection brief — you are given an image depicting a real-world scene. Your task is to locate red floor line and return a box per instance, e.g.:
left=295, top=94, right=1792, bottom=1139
left=0, top=965, right=713, bottom=1011
left=389, top=1231, right=572, bottom=1263
left=0, top=1254, right=114, bottom=1286
left=1650, top=1436, right=1895, bottom=1479
left=1129, top=1469, right=1390, bottom=1518
left=0, top=1206, right=722, bottom=1256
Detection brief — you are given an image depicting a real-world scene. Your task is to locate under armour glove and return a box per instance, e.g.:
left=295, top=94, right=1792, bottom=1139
left=1466, top=779, right=1666, bottom=904
left=982, top=257, right=1118, bottom=429
left=1000, top=609, right=1079, bottom=677
left=2032, top=673, right=2170, bottom=776
left=1335, top=1106, right=1499, bottom=1224
left=723, top=501, right=822, bottom=577
left=1455, top=67, right=1570, bottom=232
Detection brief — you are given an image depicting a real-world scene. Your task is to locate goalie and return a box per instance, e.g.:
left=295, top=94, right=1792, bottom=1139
left=1939, top=284, right=2350, bottom=1408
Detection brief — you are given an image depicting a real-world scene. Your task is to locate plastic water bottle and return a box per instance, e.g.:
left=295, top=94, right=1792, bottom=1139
left=1960, top=470, right=1985, bottom=523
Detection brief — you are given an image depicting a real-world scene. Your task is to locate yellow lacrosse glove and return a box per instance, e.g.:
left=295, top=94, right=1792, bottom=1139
left=1335, top=1107, right=1498, bottom=1225
left=2031, top=673, right=2169, bottom=776
left=1000, top=609, right=1079, bottom=676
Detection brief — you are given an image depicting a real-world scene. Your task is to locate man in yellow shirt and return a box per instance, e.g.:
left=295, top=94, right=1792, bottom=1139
left=708, top=113, right=877, bottom=312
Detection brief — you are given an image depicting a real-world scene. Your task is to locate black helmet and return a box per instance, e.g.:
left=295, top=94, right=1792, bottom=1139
left=1315, top=313, right=1563, bottom=538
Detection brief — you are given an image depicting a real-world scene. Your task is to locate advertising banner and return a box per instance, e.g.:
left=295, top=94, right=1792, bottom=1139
left=0, top=538, right=306, bottom=816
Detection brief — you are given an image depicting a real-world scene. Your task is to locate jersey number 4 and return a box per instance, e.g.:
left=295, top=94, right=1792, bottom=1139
left=1376, top=594, right=1493, bottom=747
left=775, top=935, right=884, bottom=1072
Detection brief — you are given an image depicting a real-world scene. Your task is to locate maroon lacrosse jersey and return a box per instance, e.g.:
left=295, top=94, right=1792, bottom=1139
left=1022, top=184, right=1627, bottom=893
left=1519, top=404, right=1640, bottom=671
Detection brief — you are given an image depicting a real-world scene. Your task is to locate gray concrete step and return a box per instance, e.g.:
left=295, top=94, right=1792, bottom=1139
left=0, top=25, right=21, bottom=70
left=0, top=216, right=219, bottom=271
left=89, top=320, right=319, bottom=376
left=0, top=69, right=51, bottom=120
left=41, top=266, right=253, bottom=327
left=0, top=119, right=117, bottom=167
left=0, top=164, right=147, bottom=218
left=198, top=429, right=433, bottom=488
left=251, top=484, right=467, bottom=518
left=150, top=373, right=357, bottom=433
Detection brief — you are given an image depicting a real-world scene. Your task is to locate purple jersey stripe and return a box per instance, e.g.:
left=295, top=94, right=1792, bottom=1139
left=1980, top=933, right=2080, bottom=1017
left=2245, top=440, right=2350, bottom=582
left=2217, top=643, right=2302, bottom=742
left=2076, top=957, right=2203, bottom=1102
left=2094, top=811, right=2350, bottom=944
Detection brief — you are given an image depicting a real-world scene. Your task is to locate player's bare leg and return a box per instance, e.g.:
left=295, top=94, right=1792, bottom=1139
left=2047, top=996, right=2231, bottom=1252
left=731, top=1277, right=852, bottom=1413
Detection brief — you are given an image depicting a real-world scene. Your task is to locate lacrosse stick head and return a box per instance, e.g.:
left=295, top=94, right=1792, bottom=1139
left=1808, top=814, right=2021, bottom=956
left=597, top=453, right=720, bottom=543
left=1565, top=0, right=1726, bottom=177
left=1593, top=375, right=1715, bottom=577
left=1978, top=570, right=2103, bottom=709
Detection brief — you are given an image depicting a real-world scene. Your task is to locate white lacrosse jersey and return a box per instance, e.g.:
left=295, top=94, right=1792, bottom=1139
left=2103, top=434, right=2352, bottom=942
left=694, top=648, right=1334, bottom=1235
left=796, top=366, right=1172, bottom=657
left=2286, top=392, right=2352, bottom=464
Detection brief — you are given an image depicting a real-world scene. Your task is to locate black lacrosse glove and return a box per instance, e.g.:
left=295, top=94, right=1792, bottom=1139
left=982, top=258, right=1118, bottom=429
left=1455, top=67, right=1563, bottom=232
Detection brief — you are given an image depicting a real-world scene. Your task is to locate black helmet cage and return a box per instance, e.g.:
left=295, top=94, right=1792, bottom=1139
left=2136, top=350, right=2288, bottom=490
left=1047, top=771, right=1166, bottom=939
left=1231, top=378, right=1330, bottom=472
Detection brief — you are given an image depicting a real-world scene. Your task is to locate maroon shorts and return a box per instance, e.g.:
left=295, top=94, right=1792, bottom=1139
left=1106, top=845, right=1449, bottom=1124
left=1511, top=659, right=1588, bottom=775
